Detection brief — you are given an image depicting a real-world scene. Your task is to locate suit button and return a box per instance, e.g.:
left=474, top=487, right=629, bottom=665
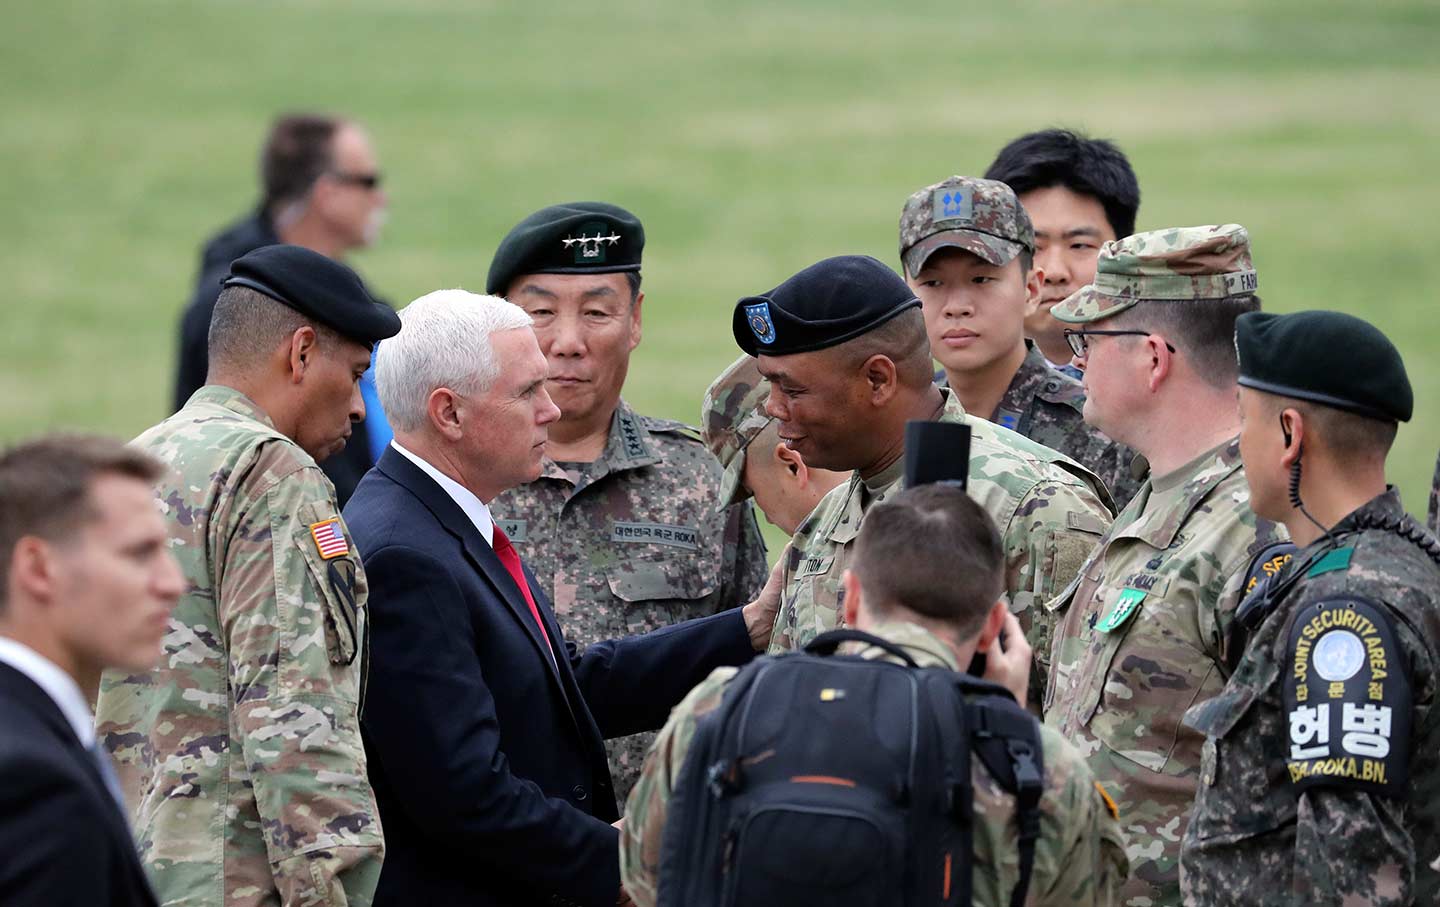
left=571, top=785, right=588, bottom=801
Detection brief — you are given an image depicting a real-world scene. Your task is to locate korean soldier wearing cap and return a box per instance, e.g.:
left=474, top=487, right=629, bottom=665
left=900, top=175, right=1141, bottom=507
left=1181, top=311, right=1440, bottom=907
left=95, top=244, right=396, bottom=907
left=701, top=355, right=848, bottom=536
left=1043, top=225, right=1290, bottom=906
left=486, top=202, right=769, bottom=801
left=735, top=253, right=1114, bottom=707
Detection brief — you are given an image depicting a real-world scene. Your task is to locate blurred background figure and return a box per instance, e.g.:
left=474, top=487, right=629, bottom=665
left=701, top=354, right=847, bottom=536
left=0, top=434, right=183, bottom=907
left=172, top=112, right=391, bottom=505
left=985, top=128, right=1141, bottom=377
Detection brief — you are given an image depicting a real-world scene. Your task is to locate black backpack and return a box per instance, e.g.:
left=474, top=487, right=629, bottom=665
left=656, top=629, right=1045, bottom=907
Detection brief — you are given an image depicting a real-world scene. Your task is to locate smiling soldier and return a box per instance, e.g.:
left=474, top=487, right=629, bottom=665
left=486, top=202, right=769, bottom=803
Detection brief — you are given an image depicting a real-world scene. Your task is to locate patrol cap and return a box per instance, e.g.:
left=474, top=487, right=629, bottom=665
left=1236, top=310, right=1412, bottom=423
left=223, top=244, right=400, bottom=346
left=899, top=176, right=1035, bottom=278
left=702, top=356, right=774, bottom=508
left=733, top=255, right=920, bottom=357
left=486, top=201, right=644, bottom=296
left=1051, top=224, right=1258, bottom=324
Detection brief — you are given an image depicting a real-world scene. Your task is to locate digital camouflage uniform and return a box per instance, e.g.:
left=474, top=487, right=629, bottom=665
left=620, top=620, right=1130, bottom=907
left=95, top=385, right=383, bottom=907
left=767, top=388, right=1113, bottom=709
left=1044, top=439, right=1288, bottom=905
left=964, top=342, right=1141, bottom=509
left=1181, top=489, right=1440, bottom=906
left=489, top=399, right=768, bottom=803
left=1427, top=449, right=1439, bottom=535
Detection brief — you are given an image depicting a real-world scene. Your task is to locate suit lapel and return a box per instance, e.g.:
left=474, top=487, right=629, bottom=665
left=377, top=450, right=577, bottom=703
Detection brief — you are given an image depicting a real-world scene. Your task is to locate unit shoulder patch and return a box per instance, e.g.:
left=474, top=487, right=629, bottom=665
left=1282, top=596, right=1411, bottom=796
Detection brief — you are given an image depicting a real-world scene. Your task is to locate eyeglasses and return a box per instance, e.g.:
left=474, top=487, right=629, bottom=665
left=1063, top=329, right=1177, bottom=358
left=327, top=171, right=383, bottom=190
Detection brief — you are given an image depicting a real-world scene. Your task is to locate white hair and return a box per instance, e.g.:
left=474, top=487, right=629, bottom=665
left=376, top=289, right=534, bottom=433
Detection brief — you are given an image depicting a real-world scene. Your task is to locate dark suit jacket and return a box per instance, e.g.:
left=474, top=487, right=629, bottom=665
left=172, top=209, right=373, bottom=506
left=345, top=447, right=756, bottom=907
left=0, top=662, right=158, bottom=907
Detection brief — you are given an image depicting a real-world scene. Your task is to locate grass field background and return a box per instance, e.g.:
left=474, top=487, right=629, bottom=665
left=4, top=0, right=1439, bottom=550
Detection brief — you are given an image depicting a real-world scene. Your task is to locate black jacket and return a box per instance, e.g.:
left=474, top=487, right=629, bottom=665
left=0, top=662, right=158, bottom=907
left=344, top=447, right=757, bottom=907
left=173, top=209, right=374, bottom=506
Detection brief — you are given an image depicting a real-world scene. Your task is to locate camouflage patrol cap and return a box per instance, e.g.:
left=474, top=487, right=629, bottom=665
left=1051, top=223, right=1258, bottom=324
left=899, top=176, right=1035, bottom=278
left=702, top=356, right=773, bottom=507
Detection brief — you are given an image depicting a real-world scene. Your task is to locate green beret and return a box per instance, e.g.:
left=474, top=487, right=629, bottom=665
left=733, top=255, right=920, bottom=357
left=1236, top=310, right=1412, bottom=423
left=224, top=244, right=399, bottom=346
left=486, top=201, right=644, bottom=296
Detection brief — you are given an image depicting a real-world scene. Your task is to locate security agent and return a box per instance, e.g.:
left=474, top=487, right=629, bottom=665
left=1180, top=311, right=1440, bottom=906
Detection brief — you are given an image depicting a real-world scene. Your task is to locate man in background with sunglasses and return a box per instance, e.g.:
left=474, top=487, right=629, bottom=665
left=173, top=113, right=391, bottom=506
left=1043, top=224, right=1291, bottom=907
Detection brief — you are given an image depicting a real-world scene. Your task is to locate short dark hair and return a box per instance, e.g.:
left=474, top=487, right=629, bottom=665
left=985, top=129, right=1141, bottom=239
left=0, top=435, right=164, bottom=609
left=833, top=308, right=934, bottom=389
left=261, top=113, right=345, bottom=211
left=625, top=270, right=642, bottom=302
left=1110, top=295, right=1261, bottom=388
left=851, top=484, right=1004, bottom=638
left=208, top=285, right=340, bottom=373
left=1264, top=395, right=1399, bottom=462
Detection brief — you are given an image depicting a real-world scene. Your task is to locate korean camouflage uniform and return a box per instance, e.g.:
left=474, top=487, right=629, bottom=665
left=1181, top=489, right=1440, bottom=906
left=489, top=399, right=769, bottom=802
left=620, top=620, right=1130, bottom=907
left=979, top=342, right=1140, bottom=509
left=1045, top=439, right=1287, bottom=905
left=1428, top=449, right=1439, bottom=535
left=767, top=388, right=1113, bottom=708
left=95, top=386, right=383, bottom=907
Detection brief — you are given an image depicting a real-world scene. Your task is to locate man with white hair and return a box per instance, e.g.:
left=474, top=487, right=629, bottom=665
left=343, top=289, right=781, bottom=907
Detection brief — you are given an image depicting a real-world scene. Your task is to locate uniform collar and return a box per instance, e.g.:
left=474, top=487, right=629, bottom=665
left=1331, top=486, right=1406, bottom=535
left=851, top=620, right=962, bottom=672
left=1115, top=437, right=1243, bottom=549
left=535, top=399, right=661, bottom=485
left=184, top=385, right=278, bottom=429
left=0, top=636, right=95, bottom=747
left=996, top=342, right=1078, bottom=419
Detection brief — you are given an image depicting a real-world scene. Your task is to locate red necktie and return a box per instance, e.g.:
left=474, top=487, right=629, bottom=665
left=490, top=525, right=554, bottom=657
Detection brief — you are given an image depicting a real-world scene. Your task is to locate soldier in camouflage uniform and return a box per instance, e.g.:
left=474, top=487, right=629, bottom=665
left=1043, top=225, right=1290, bottom=906
left=1182, top=311, right=1440, bottom=906
left=621, top=484, right=1129, bottom=907
left=731, top=254, right=1114, bottom=708
left=95, top=246, right=396, bottom=907
left=701, top=354, right=848, bottom=536
left=485, top=202, right=769, bottom=802
left=900, top=175, right=1140, bottom=507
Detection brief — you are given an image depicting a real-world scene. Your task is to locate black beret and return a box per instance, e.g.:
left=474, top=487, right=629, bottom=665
left=486, top=202, right=644, bottom=296
left=223, top=244, right=399, bottom=346
left=1236, top=310, right=1412, bottom=423
left=733, top=255, right=921, bottom=357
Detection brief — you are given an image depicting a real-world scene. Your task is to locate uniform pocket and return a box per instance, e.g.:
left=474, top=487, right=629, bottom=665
left=605, top=554, right=721, bottom=634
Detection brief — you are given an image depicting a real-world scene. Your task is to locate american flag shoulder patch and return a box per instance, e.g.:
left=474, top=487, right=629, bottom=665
left=309, top=518, right=350, bottom=560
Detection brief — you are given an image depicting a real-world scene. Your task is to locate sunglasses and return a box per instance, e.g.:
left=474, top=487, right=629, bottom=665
left=1063, top=329, right=1177, bottom=358
left=328, top=171, right=383, bottom=190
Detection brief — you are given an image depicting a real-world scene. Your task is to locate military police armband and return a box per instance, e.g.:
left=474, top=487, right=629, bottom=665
left=1282, top=597, right=1411, bottom=796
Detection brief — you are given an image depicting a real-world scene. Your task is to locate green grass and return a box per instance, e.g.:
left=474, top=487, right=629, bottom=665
left=4, top=0, right=1439, bottom=555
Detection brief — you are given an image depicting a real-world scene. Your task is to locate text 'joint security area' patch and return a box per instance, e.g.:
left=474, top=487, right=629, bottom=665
left=1283, top=597, right=1411, bottom=796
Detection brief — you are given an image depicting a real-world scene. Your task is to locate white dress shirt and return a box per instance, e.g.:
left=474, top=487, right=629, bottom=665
left=0, top=634, right=95, bottom=747
left=391, top=441, right=495, bottom=546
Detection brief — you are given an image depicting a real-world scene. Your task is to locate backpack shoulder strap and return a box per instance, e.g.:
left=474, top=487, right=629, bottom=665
left=966, top=697, right=1046, bottom=907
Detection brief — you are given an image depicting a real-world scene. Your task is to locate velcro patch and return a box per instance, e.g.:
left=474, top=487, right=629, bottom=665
left=496, top=519, right=528, bottom=543
left=1283, top=597, right=1410, bottom=796
left=611, top=521, right=699, bottom=550
left=1096, top=588, right=1145, bottom=633
left=309, top=518, right=350, bottom=560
